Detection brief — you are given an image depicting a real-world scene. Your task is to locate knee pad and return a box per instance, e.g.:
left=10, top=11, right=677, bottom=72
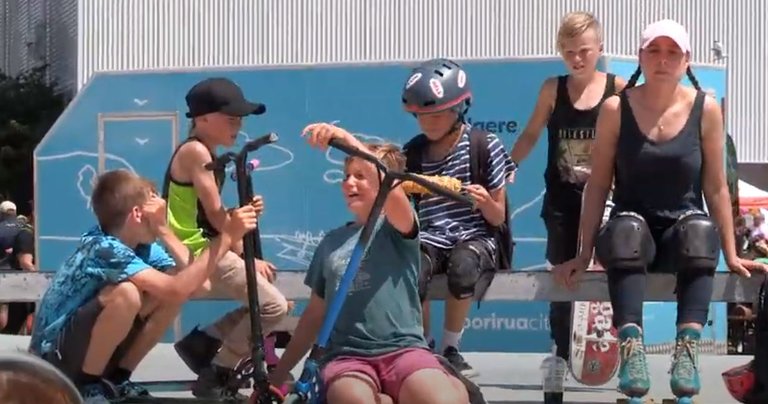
left=668, top=210, right=721, bottom=273
left=595, top=212, right=656, bottom=270
left=446, top=246, right=483, bottom=299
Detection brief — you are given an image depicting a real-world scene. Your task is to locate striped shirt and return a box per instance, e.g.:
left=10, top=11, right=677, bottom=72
left=417, top=129, right=513, bottom=249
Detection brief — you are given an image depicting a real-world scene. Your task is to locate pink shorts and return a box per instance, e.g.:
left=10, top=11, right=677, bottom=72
left=321, top=347, right=447, bottom=399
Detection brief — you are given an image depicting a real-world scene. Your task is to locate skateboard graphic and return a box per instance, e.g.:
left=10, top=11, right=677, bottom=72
left=569, top=266, right=620, bottom=386
left=569, top=187, right=620, bottom=386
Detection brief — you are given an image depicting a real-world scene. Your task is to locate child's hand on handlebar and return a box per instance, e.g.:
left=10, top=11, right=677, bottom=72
left=302, top=122, right=354, bottom=150
left=250, top=195, right=265, bottom=218
left=225, top=205, right=259, bottom=240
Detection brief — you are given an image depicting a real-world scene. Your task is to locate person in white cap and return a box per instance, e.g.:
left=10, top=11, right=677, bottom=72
left=0, top=201, right=19, bottom=257
left=0, top=201, right=16, bottom=217
left=552, top=18, right=768, bottom=402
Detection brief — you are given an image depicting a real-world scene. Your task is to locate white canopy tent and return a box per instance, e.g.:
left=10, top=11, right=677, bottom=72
left=739, top=179, right=768, bottom=210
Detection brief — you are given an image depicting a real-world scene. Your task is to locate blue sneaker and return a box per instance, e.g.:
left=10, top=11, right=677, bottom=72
left=116, top=380, right=151, bottom=399
left=79, top=382, right=113, bottom=404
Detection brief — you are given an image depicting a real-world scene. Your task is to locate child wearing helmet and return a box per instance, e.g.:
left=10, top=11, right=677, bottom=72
left=402, top=58, right=515, bottom=378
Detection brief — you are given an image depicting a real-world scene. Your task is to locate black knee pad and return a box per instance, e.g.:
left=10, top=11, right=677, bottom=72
left=595, top=211, right=656, bottom=271
left=668, top=210, right=721, bottom=274
left=446, top=245, right=484, bottom=299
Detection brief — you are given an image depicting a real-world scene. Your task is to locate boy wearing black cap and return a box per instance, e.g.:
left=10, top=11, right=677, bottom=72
left=163, top=77, right=289, bottom=400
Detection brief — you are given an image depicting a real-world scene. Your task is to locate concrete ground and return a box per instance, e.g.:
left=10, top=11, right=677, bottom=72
left=1, top=335, right=743, bottom=403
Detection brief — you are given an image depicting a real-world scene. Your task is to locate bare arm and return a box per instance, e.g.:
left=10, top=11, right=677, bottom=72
left=18, top=254, right=34, bottom=272
left=179, top=142, right=230, bottom=233
left=271, top=293, right=326, bottom=383
left=700, top=96, right=739, bottom=262
left=509, top=77, right=556, bottom=164
left=577, top=96, right=621, bottom=263
left=155, top=226, right=194, bottom=267
left=128, top=232, right=233, bottom=303
left=13, top=230, right=35, bottom=272
left=479, top=188, right=507, bottom=226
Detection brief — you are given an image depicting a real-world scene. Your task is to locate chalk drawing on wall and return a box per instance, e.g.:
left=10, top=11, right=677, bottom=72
left=225, top=131, right=295, bottom=175
left=36, top=151, right=138, bottom=209
left=262, top=231, right=325, bottom=267
left=323, top=133, right=401, bottom=183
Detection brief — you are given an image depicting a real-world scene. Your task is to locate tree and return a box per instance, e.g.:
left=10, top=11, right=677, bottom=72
left=0, top=65, right=68, bottom=213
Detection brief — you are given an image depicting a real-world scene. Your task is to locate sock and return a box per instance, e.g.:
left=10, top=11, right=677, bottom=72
left=441, top=329, right=463, bottom=351
left=107, top=367, right=132, bottom=385
left=76, top=371, right=101, bottom=387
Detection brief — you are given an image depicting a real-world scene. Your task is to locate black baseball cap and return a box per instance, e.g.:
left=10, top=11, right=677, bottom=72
left=185, top=77, right=266, bottom=118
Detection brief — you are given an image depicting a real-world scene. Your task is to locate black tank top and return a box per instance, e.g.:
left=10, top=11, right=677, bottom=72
left=543, top=74, right=616, bottom=217
left=611, top=90, right=706, bottom=225
left=161, top=136, right=226, bottom=239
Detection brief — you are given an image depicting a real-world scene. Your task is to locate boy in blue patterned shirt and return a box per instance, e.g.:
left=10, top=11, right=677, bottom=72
left=29, top=169, right=257, bottom=403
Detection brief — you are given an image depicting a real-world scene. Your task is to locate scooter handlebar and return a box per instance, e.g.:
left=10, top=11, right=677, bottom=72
left=204, top=151, right=236, bottom=171
left=243, top=132, right=279, bottom=154
left=395, top=172, right=474, bottom=206
left=327, top=138, right=387, bottom=172
left=327, top=139, right=474, bottom=206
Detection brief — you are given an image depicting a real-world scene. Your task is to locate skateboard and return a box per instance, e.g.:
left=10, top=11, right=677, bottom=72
left=569, top=276, right=620, bottom=386
left=569, top=188, right=620, bottom=386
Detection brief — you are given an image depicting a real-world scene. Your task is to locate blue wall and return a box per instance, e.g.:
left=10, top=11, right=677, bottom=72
left=34, top=56, right=727, bottom=352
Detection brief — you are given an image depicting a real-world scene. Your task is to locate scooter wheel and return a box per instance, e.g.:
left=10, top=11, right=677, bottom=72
left=248, top=385, right=286, bottom=404
left=281, top=393, right=308, bottom=404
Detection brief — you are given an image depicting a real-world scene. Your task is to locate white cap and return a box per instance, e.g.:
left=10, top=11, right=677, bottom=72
left=0, top=201, right=16, bottom=213
left=640, top=19, right=691, bottom=54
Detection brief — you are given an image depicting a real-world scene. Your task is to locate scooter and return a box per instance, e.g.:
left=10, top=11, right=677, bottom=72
left=203, top=132, right=286, bottom=404
left=282, top=138, right=476, bottom=404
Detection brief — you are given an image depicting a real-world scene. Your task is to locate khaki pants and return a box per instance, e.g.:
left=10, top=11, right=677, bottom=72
left=204, top=251, right=289, bottom=368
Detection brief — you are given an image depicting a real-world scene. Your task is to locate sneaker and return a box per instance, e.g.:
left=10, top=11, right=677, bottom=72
left=79, top=381, right=115, bottom=404
left=669, top=327, right=702, bottom=398
left=116, top=380, right=151, bottom=399
left=617, top=325, right=651, bottom=398
left=174, top=326, right=222, bottom=375
left=192, top=364, right=248, bottom=401
left=442, top=346, right=479, bottom=378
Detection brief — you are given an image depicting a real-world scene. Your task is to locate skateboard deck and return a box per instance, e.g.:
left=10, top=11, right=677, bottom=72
left=569, top=186, right=620, bottom=386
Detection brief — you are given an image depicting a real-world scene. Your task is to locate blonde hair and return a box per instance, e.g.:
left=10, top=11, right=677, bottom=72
left=344, top=142, right=406, bottom=172
left=557, top=12, right=603, bottom=51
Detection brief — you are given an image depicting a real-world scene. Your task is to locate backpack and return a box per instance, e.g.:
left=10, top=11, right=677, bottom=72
left=403, top=127, right=515, bottom=272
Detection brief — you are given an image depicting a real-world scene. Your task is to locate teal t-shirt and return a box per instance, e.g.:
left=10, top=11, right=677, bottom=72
left=304, top=216, right=428, bottom=363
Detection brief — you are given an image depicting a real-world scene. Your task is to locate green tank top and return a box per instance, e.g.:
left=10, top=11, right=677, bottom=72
left=162, top=137, right=225, bottom=257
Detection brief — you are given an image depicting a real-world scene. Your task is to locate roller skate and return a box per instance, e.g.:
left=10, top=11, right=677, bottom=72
left=667, top=327, right=701, bottom=404
left=616, top=325, right=650, bottom=403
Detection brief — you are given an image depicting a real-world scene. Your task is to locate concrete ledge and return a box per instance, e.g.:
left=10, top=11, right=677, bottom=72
left=1, top=270, right=762, bottom=303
